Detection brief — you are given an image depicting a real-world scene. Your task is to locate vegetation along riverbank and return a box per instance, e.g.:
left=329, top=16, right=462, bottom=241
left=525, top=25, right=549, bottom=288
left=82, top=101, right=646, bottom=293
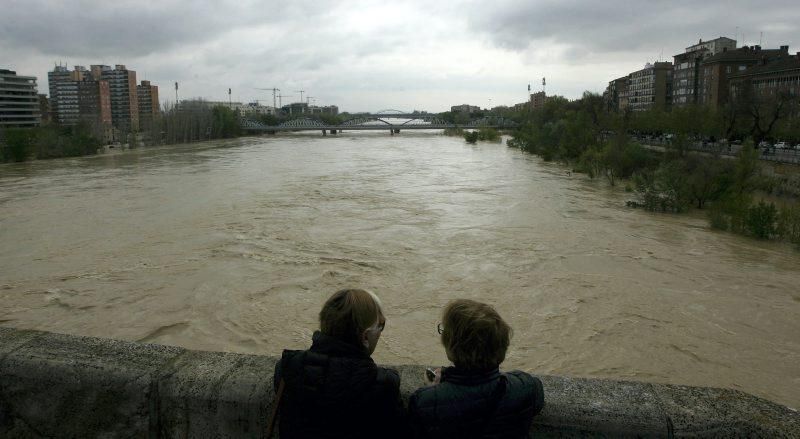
left=506, top=93, right=800, bottom=246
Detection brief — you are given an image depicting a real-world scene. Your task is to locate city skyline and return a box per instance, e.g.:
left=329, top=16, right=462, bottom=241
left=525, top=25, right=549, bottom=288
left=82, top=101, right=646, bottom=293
left=1, top=0, right=798, bottom=112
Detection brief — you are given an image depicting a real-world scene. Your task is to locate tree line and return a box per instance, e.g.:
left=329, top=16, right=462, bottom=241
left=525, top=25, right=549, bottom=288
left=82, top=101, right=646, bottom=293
left=507, top=92, right=800, bottom=246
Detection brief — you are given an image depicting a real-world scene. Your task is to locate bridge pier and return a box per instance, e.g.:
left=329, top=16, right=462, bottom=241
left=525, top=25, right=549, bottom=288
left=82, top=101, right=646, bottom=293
left=322, top=130, right=327, bottom=136
left=330, top=129, right=337, bottom=134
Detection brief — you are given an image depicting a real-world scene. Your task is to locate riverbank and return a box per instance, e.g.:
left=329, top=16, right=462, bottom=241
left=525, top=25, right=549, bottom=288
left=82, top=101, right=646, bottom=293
left=2, top=327, right=797, bottom=437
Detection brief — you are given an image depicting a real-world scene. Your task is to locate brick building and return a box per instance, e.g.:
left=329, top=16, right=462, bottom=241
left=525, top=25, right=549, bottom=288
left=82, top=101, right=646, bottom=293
left=700, top=45, right=790, bottom=109
left=451, top=104, right=481, bottom=113
left=530, top=92, right=547, bottom=110
left=672, top=37, right=737, bottom=107
left=729, top=51, right=800, bottom=105
left=95, top=65, right=139, bottom=132
left=137, top=80, right=159, bottom=130
left=78, top=79, right=113, bottom=141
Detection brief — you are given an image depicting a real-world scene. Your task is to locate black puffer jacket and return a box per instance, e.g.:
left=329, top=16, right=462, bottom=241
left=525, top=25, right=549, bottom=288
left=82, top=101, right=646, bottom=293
left=273, top=331, right=406, bottom=439
left=408, top=367, right=544, bottom=439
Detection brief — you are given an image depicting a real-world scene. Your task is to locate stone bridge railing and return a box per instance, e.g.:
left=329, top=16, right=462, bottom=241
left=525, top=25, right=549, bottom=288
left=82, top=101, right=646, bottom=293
left=1, top=327, right=797, bottom=437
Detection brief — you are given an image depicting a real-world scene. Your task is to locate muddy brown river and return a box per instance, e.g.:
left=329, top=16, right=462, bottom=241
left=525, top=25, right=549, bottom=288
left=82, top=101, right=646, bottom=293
left=1, top=132, right=798, bottom=408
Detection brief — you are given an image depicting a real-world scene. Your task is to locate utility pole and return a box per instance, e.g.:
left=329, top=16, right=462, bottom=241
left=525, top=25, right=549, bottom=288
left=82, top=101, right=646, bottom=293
left=228, top=88, right=232, bottom=108
left=175, top=82, right=179, bottom=106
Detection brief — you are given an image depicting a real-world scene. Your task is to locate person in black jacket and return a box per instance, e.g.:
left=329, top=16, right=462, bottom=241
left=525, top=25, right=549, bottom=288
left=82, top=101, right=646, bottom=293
left=273, top=288, right=406, bottom=439
left=408, top=299, right=545, bottom=439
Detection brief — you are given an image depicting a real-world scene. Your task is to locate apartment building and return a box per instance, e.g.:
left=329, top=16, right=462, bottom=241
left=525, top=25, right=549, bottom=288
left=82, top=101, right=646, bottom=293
left=96, top=65, right=139, bottom=132
left=78, top=79, right=112, bottom=141
left=622, top=62, right=673, bottom=112
left=603, top=76, right=628, bottom=111
left=0, top=69, right=40, bottom=128
left=451, top=104, right=481, bottom=113
left=137, top=80, right=159, bottom=129
left=48, top=65, right=87, bottom=126
left=672, top=37, right=736, bottom=107
left=729, top=51, right=800, bottom=104
left=699, top=45, right=789, bottom=109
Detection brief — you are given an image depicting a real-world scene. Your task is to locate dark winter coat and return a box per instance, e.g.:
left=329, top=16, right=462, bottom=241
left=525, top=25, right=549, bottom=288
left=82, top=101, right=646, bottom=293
left=273, top=331, right=406, bottom=439
left=408, top=367, right=544, bottom=439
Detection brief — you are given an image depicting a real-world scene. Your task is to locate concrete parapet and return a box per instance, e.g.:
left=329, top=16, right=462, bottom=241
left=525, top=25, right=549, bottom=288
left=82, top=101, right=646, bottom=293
left=1, top=327, right=798, bottom=437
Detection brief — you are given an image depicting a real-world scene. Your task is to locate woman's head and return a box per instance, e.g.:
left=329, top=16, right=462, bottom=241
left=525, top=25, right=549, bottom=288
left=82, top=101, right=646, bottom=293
left=440, top=299, right=511, bottom=370
left=319, top=288, right=385, bottom=354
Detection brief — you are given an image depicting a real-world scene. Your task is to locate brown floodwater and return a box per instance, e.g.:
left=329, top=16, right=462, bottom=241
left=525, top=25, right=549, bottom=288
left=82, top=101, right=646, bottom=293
left=1, top=132, right=798, bottom=408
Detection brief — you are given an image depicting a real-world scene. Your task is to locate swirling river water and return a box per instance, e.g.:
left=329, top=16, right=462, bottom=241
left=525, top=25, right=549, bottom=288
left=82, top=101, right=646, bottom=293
left=1, top=132, right=798, bottom=408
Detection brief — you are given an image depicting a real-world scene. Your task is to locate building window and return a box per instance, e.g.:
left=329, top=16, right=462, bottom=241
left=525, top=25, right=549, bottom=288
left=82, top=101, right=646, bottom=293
left=739, top=65, right=746, bottom=71
left=726, top=66, right=732, bottom=74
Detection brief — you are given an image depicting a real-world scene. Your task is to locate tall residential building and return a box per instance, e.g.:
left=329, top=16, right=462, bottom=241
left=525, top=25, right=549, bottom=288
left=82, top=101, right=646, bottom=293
left=48, top=65, right=87, bottom=126
left=672, top=37, right=737, bottom=107
left=699, top=45, right=789, bottom=109
left=529, top=92, right=547, bottom=110
left=78, top=78, right=112, bottom=141
left=137, top=80, right=159, bottom=129
left=623, top=62, right=673, bottom=112
left=0, top=69, right=40, bottom=128
left=96, top=65, right=139, bottom=132
left=47, top=65, right=70, bottom=122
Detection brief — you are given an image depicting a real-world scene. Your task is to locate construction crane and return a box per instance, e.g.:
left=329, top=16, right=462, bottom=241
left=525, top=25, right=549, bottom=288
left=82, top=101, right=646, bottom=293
left=295, top=90, right=305, bottom=103
left=306, top=96, right=315, bottom=105
left=276, top=94, right=292, bottom=109
left=254, top=87, right=279, bottom=109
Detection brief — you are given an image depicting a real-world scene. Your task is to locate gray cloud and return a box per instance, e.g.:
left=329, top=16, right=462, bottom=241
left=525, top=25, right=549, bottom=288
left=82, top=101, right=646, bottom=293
left=467, top=0, right=799, bottom=58
left=0, top=0, right=325, bottom=57
left=3, top=0, right=797, bottom=111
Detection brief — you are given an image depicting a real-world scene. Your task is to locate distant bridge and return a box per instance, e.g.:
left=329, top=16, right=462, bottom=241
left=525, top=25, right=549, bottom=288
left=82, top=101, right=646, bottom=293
left=240, top=112, right=518, bottom=134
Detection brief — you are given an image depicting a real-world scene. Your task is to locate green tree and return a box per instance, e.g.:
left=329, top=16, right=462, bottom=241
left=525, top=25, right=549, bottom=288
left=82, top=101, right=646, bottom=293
left=2, top=128, right=34, bottom=162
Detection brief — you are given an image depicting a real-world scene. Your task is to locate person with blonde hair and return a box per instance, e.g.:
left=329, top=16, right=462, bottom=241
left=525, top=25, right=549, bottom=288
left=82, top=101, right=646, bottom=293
left=272, top=288, right=406, bottom=438
left=408, top=299, right=545, bottom=438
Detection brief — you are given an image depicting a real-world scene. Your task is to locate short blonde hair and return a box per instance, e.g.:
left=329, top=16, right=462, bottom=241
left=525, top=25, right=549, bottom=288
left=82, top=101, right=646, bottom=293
left=441, top=299, right=511, bottom=370
left=319, top=289, right=383, bottom=347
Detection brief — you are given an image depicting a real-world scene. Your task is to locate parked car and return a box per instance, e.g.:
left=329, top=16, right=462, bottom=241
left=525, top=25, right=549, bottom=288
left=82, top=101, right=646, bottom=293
left=775, top=141, right=789, bottom=149
left=758, top=140, right=772, bottom=148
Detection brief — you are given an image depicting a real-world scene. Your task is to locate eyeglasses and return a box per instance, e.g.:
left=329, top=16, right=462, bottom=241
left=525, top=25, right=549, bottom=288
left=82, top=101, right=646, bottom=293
left=437, top=323, right=444, bottom=334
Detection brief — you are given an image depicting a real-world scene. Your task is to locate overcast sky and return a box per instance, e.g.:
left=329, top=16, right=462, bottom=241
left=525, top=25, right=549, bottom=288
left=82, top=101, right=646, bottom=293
left=2, top=0, right=797, bottom=112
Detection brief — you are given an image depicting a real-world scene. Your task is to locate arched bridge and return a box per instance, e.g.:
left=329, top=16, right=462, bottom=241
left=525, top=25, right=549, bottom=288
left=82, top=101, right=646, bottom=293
left=240, top=113, right=518, bottom=134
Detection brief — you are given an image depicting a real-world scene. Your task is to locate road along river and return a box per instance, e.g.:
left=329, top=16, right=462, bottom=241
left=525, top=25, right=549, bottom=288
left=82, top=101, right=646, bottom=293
left=1, top=132, right=798, bottom=408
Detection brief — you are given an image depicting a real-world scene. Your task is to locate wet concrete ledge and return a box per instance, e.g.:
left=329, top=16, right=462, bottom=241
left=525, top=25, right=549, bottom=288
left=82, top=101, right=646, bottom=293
left=1, top=327, right=797, bottom=438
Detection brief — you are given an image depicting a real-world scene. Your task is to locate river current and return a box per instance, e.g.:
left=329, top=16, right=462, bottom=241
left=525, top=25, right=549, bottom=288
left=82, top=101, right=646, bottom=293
left=1, top=132, right=798, bottom=408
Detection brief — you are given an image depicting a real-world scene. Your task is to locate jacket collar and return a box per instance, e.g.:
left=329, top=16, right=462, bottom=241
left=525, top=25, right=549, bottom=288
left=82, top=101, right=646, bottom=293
left=309, top=330, right=371, bottom=360
left=441, top=366, right=502, bottom=385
